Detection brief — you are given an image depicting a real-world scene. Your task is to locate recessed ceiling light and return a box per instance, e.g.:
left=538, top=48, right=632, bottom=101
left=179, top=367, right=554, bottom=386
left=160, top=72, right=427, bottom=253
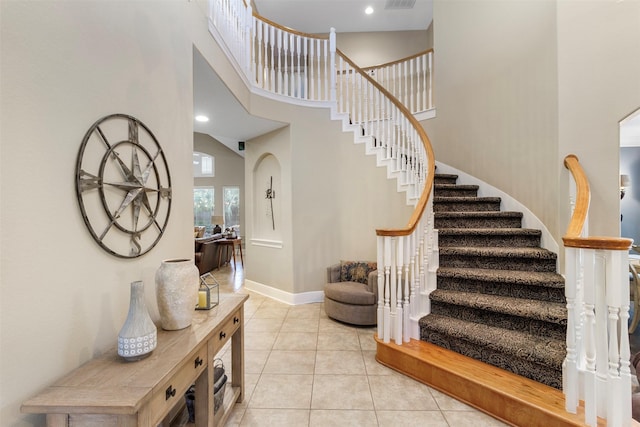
left=195, top=115, right=209, bottom=122
left=365, top=6, right=374, bottom=14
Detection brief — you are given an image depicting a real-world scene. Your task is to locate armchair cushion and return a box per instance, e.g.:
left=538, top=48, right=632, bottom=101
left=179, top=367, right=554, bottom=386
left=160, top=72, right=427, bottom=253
left=340, top=260, right=377, bottom=284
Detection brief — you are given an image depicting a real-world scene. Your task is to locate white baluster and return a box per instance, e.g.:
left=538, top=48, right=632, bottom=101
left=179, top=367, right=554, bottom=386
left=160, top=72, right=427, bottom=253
left=269, top=26, right=275, bottom=91
left=255, top=19, right=262, bottom=87
left=428, top=52, right=433, bottom=109
left=606, top=250, right=622, bottom=427
left=582, top=249, right=596, bottom=426
left=594, top=251, right=608, bottom=418
left=326, top=32, right=333, bottom=101
left=618, top=249, right=632, bottom=426
left=395, top=236, right=403, bottom=345
left=245, top=6, right=253, bottom=76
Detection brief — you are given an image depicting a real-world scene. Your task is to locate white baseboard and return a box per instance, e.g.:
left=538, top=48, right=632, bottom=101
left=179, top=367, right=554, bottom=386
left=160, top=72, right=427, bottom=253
left=244, top=279, right=325, bottom=305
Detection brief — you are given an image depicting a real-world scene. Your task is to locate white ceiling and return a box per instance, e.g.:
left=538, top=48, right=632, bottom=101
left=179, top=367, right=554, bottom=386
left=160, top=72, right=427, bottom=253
left=193, top=0, right=433, bottom=156
left=254, top=0, right=433, bottom=34
left=193, top=49, right=285, bottom=155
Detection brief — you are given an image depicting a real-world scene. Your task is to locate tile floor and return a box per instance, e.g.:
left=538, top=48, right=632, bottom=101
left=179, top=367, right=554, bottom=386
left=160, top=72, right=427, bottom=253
left=209, top=261, right=508, bottom=427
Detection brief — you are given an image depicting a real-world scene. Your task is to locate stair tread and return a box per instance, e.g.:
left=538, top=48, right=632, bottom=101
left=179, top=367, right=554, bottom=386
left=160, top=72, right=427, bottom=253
left=438, top=228, right=541, bottom=236
left=437, top=267, right=564, bottom=287
left=420, top=313, right=566, bottom=369
left=434, top=196, right=501, bottom=202
left=430, top=289, right=567, bottom=324
left=434, top=184, right=479, bottom=190
left=440, top=246, right=557, bottom=259
left=435, top=211, right=522, bottom=218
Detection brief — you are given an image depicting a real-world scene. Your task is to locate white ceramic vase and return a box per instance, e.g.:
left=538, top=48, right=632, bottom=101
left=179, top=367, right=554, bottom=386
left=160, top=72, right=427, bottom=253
left=117, top=281, right=157, bottom=361
left=155, top=258, right=199, bottom=330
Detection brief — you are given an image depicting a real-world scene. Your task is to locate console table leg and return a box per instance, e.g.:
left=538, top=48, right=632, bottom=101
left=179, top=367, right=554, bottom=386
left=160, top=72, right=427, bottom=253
left=46, top=414, right=68, bottom=427
left=231, top=307, right=245, bottom=403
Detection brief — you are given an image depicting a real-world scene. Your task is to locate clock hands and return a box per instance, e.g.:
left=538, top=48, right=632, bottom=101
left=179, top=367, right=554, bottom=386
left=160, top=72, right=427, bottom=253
left=265, top=176, right=275, bottom=230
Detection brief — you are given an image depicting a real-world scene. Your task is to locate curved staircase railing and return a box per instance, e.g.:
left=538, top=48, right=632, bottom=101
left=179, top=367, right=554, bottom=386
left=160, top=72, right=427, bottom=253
left=208, top=0, right=437, bottom=346
left=563, top=154, right=632, bottom=426
left=362, top=49, right=434, bottom=115
left=207, top=1, right=635, bottom=425
left=333, top=50, right=436, bottom=344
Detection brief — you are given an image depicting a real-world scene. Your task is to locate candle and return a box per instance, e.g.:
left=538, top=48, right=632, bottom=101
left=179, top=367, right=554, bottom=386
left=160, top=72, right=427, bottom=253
left=198, top=290, right=208, bottom=309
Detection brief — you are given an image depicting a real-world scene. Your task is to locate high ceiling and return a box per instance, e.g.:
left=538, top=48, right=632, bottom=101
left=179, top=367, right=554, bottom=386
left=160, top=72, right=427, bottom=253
left=253, top=0, right=433, bottom=34
left=193, top=0, right=433, bottom=156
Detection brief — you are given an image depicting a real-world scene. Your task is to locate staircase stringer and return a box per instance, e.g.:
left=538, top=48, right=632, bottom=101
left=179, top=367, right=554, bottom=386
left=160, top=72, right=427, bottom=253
left=330, top=107, right=422, bottom=207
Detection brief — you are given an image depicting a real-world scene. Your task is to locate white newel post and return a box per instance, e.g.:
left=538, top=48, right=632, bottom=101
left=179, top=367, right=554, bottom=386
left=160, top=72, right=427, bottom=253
left=383, top=236, right=391, bottom=343
left=377, top=236, right=384, bottom=339
left=390, top=237, right=398, bottom=342
left=564, top=247, right=578, bottom=414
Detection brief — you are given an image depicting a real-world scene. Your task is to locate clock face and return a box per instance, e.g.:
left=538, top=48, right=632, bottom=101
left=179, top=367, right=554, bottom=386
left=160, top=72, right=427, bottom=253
left=75, top=114, right=172, bottom=258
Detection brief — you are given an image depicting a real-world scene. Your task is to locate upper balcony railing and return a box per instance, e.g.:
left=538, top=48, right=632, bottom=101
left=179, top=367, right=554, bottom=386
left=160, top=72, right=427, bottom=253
left=363, top=50, right=434, bottom=115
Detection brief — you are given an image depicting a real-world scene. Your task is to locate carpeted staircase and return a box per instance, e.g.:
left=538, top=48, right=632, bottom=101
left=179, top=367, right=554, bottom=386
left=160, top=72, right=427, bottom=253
left=419, top=173, right=567, bottom=389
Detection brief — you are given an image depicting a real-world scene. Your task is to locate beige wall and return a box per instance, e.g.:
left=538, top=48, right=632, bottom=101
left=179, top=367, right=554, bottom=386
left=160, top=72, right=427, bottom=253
left=0, top=2, right=205, bottom=425
left=425, top=0, right=560, bottom=239
left=193, top=132, right=245, bottom=236
left=426, top=0, right=640, bottom=247
left=556, top=0, right=640, bottom=237
left=337, top=30, right=430, bottom=67
left=245, top=97, right=414, bottom=296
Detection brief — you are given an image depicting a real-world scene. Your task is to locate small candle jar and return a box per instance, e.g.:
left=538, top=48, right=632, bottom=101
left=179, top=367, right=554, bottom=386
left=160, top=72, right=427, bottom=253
left=196, top=273, right=219, bottom=310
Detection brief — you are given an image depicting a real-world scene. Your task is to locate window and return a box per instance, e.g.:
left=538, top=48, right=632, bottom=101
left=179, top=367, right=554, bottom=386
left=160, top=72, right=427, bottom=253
left=193, top=152, right=214, bottom=177
left=194, top=187, right=214, bottom=230
left=223, top=186, right=240, bottom=234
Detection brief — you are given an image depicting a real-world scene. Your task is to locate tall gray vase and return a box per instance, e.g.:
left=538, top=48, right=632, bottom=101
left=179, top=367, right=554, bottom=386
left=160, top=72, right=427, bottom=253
left=155, top=258, right=199, bottom=330
left=117, top=281, right=157, bottom=361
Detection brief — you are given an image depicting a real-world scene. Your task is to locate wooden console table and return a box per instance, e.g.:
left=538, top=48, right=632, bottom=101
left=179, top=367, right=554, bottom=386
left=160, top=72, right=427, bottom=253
left=22, top=293, right=248, bottom=427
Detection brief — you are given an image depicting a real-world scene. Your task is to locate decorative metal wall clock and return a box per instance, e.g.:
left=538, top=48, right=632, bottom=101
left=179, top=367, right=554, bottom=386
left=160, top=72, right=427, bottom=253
left=75, top=114, right=172, bottom=258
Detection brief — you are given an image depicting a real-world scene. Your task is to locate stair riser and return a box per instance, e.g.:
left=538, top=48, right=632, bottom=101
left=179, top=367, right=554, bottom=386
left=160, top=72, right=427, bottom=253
left=419, top=329, right=563, bottom=389
left=434, top=175, right=458, bottom=185
left=430, top=302, right=566, bottom=341
left=436, top=276, right=565, bottom=304
left=439, top=254, right=557, bottom=272
left=438, top=234, right=540, bottom=248
left=434, top=201, right=501, bottom=212
left=435, top=217, right=522, bottom=228
left=435, top=188, right=478, bottom=197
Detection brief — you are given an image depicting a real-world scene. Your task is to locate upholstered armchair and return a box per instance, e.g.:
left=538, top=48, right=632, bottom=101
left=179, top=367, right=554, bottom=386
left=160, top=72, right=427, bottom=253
left=323, top=261, right=378, bottom=326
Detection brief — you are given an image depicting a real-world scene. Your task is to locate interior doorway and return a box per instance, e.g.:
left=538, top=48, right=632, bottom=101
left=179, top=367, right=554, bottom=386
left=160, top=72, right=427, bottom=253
left=620, top=108, right=640, bottom=245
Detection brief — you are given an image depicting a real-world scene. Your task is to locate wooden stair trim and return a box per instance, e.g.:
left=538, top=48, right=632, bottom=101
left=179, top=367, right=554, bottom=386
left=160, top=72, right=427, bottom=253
left=375, top=336, right=608, bottom=427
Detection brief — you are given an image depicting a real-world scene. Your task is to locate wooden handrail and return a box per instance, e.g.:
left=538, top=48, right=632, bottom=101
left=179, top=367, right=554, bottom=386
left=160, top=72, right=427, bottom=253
left=362, top=49, right=434, bottom=72
left=252, top=12, right=330, bottom=40
left=562, top=154, right=632, bottom=250
left=335, top=49, right=436, bottom=237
